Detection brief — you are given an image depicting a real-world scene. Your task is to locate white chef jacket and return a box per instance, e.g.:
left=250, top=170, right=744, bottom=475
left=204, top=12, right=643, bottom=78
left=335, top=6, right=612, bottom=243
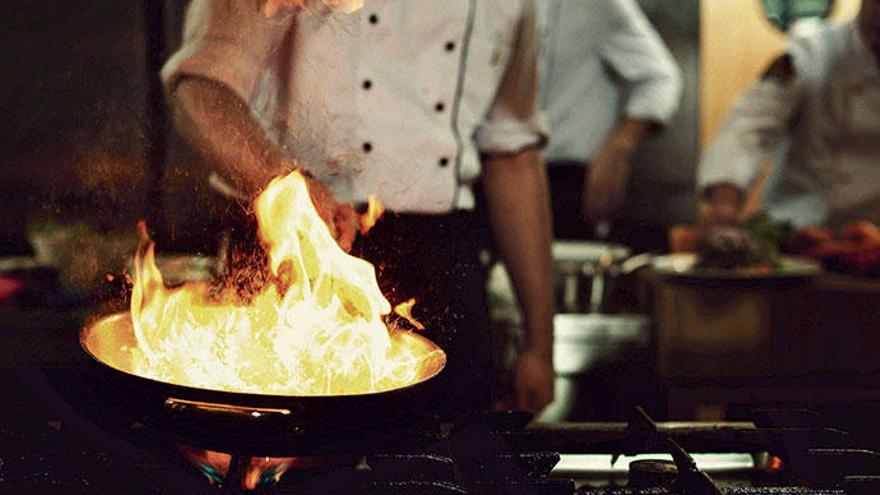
left=699, top=20, right=880, bottom=229
left=538, top=0, right=682, bottom=163
left=162, top=0, right=547, bottom=213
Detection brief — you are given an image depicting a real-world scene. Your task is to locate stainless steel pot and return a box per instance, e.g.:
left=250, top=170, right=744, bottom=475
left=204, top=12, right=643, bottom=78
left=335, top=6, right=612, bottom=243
left=553, top=241, right=639, bottom=313
left=538, top=313, right=650, bottom=422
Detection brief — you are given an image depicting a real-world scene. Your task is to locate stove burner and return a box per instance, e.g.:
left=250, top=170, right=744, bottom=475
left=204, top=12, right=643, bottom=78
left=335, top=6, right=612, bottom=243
left=14, top=363, right=880, bottom=495
left=628, top=460, right=678, bottom=488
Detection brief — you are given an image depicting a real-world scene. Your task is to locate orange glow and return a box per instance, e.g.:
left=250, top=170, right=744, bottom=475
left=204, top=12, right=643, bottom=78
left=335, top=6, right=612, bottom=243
left=768, top=455, right=784, bottom=472
left=242, top=457, right=294, bottom=490
left=177, top=445, right=295, bottom=490
left=125, top=170, right=444, bottom=396
left=262, top=0, right=363, bottom=17
left=393, top=298, right=425, bottom=331
left=360, top=195, right=385, bottom=235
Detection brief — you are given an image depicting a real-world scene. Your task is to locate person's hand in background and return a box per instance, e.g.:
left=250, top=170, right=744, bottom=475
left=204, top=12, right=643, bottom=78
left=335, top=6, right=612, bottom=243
left=699, top=182, right=744, bottom=228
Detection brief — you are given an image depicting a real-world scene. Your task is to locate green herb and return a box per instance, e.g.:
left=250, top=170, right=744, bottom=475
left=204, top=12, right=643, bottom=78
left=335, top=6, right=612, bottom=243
left=744, top=211, right=795, bottom=269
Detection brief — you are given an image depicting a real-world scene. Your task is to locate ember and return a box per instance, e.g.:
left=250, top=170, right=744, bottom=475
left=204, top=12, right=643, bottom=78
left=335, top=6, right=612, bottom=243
left=91, top=170, right=444, bottom=396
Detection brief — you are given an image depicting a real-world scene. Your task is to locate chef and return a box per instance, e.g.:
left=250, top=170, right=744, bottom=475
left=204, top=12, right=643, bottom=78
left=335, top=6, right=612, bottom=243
left=539, top=0, right=682, bottom=237
left=161, top=0, right=555, bottom=414
left=699, top=0, right=880, bottom=230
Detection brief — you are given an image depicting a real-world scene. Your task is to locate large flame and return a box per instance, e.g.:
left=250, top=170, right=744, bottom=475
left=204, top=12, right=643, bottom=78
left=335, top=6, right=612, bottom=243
left=128, top=170, right=443, bottom=396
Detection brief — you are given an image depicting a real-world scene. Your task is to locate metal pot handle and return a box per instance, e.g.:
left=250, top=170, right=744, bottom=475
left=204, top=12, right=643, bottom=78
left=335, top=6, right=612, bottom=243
left=588, top=251, right=614, bottom=313
left=164, top=397, right=292, bottom=420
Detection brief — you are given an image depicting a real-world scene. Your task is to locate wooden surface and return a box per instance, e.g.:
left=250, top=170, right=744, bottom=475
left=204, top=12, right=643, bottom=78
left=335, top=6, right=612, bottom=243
left=648, top=267, right=880, bottom=417
left=649, top=270, right=880, bottom=379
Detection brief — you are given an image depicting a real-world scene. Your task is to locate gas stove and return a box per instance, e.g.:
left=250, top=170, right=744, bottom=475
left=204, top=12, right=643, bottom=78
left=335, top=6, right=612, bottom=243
left=4, top=367, right=880, bottom=494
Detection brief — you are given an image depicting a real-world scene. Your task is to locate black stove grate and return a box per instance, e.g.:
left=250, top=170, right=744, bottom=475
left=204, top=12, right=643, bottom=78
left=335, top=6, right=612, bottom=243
left=575, top=489, right=845, bottom=495
left=8, top=368, right=880, bottom=494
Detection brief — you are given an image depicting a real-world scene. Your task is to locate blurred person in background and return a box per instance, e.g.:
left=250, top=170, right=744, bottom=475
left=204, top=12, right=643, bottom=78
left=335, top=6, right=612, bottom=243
left=162, top=0, right=555, bottom=415
left=699, top=0, right=880, bottom=231
left=539, top=0, right=682, bottom=239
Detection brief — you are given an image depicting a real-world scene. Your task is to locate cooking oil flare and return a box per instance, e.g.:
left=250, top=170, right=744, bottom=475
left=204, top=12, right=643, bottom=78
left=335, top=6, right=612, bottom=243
left=128, top=170, right=443, bottom=396
left=360, top=195, right=385, bottom=235
left=393, top=298, right=425, bottom=331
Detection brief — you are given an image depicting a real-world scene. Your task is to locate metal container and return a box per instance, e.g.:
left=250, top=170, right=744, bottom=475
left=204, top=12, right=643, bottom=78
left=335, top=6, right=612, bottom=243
left=127, top=254, right=223, bottom=286
left=538, top=313, right=650, bottom=422
left=552, top=241, right=632, bottom=313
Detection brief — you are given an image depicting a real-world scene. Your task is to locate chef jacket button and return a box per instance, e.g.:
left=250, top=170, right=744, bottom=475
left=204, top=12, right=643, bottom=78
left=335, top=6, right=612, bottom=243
left=368, top=13, right=379, bottom=24
left=362, top=79, right=372, bottom=90
left=435, top=102, right=445, bottom=113
left=438, top=157, right=449, bottom=167
left=363, top=142, right=373, bottom=153
left=445, top=41, right=456, bottom=52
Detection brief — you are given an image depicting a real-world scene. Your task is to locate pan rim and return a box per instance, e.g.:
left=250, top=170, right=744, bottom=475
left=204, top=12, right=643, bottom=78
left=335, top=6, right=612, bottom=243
left=80, top=311, right=446, bottom=401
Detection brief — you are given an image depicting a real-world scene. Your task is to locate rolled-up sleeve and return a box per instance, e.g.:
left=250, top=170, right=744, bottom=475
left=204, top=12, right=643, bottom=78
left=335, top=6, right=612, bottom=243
left=475, top=0, right=549, bottom=155
left=160, top=0, right=293, bottom=104
left=697, top=45, right=808, bottom=192
left=697, top=77, right=801, bottom=191
left=599, top=0, right=682, bottom=126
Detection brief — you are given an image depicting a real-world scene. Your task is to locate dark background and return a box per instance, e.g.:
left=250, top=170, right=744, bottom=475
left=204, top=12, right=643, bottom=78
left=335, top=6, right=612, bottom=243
left=0, top=0, right=700, bottom=256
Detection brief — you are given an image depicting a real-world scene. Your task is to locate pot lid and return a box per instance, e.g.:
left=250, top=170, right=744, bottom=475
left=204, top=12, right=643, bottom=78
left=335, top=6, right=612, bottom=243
left=552, top=241, right=631, bottom=267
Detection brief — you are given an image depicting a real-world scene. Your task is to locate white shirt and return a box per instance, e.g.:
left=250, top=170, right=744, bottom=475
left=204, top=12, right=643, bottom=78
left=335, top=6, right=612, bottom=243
left=699, top=21, right=880, bottom=229
left=162, top=0, right=547, bottom=213
left=538, top=0, right=682, bottom=163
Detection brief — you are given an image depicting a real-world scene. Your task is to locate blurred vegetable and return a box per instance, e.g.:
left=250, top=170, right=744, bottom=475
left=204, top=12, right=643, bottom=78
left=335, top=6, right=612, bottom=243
left=698, top=225, right=758, bottom=269
left=743, top=211, right=794, bottom=269
left=789, top=220, right=880, bottom=277
left=668, top=224, right=700, bottom=253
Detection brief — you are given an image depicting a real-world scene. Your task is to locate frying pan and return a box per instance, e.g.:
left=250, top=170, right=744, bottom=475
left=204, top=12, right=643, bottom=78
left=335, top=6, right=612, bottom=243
left=80, top=312, right=446, bottom=456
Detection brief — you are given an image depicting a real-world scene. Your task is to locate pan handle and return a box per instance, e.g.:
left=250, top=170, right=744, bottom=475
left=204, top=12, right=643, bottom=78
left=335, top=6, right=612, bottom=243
left=164, top=397, right=292, bottom=420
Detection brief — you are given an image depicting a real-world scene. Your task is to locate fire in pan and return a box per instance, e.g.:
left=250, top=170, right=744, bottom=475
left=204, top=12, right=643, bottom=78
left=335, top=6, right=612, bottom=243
left=79, top=171, right=446, bottom=456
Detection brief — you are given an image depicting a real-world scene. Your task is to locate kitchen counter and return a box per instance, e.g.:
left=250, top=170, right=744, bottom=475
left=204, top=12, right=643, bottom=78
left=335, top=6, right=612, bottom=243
left=644, top=269, right=880, bottom=417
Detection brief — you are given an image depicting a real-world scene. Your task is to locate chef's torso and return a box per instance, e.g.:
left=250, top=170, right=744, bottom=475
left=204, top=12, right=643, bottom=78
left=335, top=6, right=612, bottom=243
left=163, top=0, right=543, bottom=212
left=255, top=1, right=525, bottom=212
left=770, top=22, right=880, bottom=228
left=538, top=0, right=620, bottom=163
left=537, top=0, right=681, bottom=164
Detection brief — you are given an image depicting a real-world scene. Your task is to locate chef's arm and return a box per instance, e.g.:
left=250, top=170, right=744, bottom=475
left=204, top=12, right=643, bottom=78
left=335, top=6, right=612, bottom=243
left=482, top=148, right=555, bottom=411
left=483, top=149, right=554, bottom=353
left=698, top=54, right=802, bottom=225
left=475, top=0, right=554, bottom=412
left=172, top=77, right=287, bottom=196
left=599, top=0, right=683, bottom=129
left=583, top=0, right=683, bottom=221
left=171, top=78, right=356, bottom=247
left=160, top=0, right=297, bottom=195
left=582, top=117, right=655, bottom=222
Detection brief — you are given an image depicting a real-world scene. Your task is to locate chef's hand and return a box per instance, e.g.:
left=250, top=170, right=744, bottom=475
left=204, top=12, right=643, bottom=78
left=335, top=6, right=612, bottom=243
left=583, top=119, right=652, bottom=223
left=306, top=177, right=358, bottom=252
left=514, top=345, right=555, bottom=414
left=699, top=182, right=743, bottom=228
